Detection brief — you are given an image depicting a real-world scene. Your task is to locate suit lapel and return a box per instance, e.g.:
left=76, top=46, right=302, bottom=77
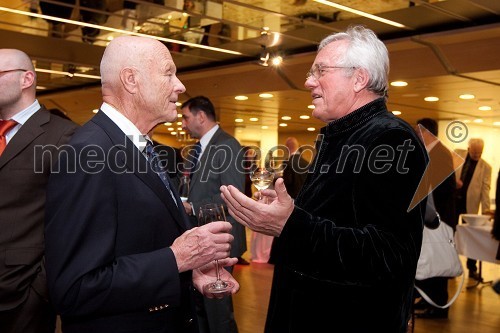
left=92, top=112, right=188, bottom=231
left=0, top=107, right=47, bottom=170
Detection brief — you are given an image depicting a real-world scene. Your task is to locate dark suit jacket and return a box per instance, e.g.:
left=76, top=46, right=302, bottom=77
left=0, top=106, right=77, bottom=311
left=282, top=153, right=310, bottom=199
left=187, top=127, right=246, bottom=258
left=45, top=111, right=197, bottom=333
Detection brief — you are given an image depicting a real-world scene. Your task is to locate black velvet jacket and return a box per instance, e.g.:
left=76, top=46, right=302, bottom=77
left=266, top=98, right=428, bottom=333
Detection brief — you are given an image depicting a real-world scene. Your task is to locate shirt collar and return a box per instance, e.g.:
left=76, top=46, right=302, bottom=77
left=10, top=100, right=40, bottom=125
left=199, top=124, right=219, bottom=155
left=99, top=102, right=147, bottom=152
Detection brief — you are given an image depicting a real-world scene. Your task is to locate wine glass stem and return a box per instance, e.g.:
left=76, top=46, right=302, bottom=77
left=215, top=259, right=221, bottom=281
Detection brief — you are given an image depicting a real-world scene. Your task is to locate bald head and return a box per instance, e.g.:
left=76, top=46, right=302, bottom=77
left=0, top=49, right=37, bottom=118
left=285, top=137, right=300, bottom=154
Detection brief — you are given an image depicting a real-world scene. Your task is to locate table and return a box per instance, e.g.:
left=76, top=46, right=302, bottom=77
left=455, top=223, right=499, bottom=288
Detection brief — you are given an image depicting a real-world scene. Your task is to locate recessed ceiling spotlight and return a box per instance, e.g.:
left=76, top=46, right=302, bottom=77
left=235, top=118, right=244, bottom=123
left=171, top=131, right=177, bottom=135
left=179, top=131, right=185, bottom=135
left=307, top=127, right=316, bottom=132
left=493, top=122, right=500, bottom=126
left=390, top=81, right=408, bottom=87
left=164, top=122, right=172, bottom=126
left=177, top=113, right=182, bottom=118
left=392, top=111, right=402, bottom=115
left=261, top=125, right=269, bottom=129
left=279, top=123, right=287, bottom=127
left=307, top=105, right=315, bottom=109
left=92, top=109, right=99, bottom=113
left=459, top=94, right=475, bottom=100
left=167, top=128, right=174, bottom=131
left=259, top=93, right=273, bottom=98
left=300, top=115, right=310, bottom=119
left=235, top=95, right=248, bottom=101
left=478, top=106, right=492, bottom=111
left=177, top=127, right=182, bottom=131
left=36, top=86, right=47, bottom=90
left=271, top=56, right=283, bottom=66
left=473, top=119, right=483, bottom=123
left=281, top=116, right=291, bottom=120
left=249, top=117, right=259, bottom=122
left=175, top=102, right=182, bottom=106
left=424, top=96, right=439, bottom=102
left=177, top=121, right=182, bottom=125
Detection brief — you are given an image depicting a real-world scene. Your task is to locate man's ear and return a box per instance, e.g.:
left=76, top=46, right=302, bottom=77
left=21, top=70, right=36, bottom=90
left=120, top=67, right=137, bottom=94
left=353, top=68, right=370, bottom=93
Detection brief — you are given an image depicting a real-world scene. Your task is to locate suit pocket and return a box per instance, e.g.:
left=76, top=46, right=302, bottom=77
left=5, top=247, right=43, bottom=266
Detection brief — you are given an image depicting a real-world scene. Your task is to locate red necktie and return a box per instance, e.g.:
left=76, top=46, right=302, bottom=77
left=0, top=119, right=18, bottom=156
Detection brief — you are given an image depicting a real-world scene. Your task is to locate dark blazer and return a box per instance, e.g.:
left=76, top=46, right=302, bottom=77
left=0, top=107, right=77, bottom=311
left=187, top=127, right=246, bottom=258
left=45, top=111, right=197, bottom=333
left=282, top=153, right=310, bottom=199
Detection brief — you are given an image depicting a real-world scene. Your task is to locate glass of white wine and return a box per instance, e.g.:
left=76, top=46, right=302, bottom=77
left=250, top=167, right=274, bottom=202
left=197, top=203, right=234, bottom=296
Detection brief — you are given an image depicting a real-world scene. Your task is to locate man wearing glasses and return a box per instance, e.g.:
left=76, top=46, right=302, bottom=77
left=221, top=26, right=428, bottom=332
left=0, top=49, right=78, bottom=333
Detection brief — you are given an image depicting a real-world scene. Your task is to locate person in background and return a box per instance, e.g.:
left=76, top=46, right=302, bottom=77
left=181, top=95, right=244, bottom=333
left=491, top=168, right=500, bottom=259
left=221, top=25, right=428, bottom=332
left=455, top=138, right=492, bottom=280
left=0, top=49, right=78, bottom=333
left=44, top=36, right=238, bottom=333
left=281, top=137, right=310, bottom=199
left=413, top=117, right=457, bottom=319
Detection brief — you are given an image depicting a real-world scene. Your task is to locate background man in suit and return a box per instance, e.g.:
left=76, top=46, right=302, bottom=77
left=455, top=138, right=492, bottom=279
left=181, top=96, right=245, bottom=333
left=413, top=118, right=457, bottom=319
left=0, top=49, right=78, bottom=333
left=44, top=36, right=238, bottom=333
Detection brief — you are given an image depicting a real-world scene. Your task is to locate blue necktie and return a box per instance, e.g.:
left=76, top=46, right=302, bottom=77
left=145, top=141, right=178, bottom=206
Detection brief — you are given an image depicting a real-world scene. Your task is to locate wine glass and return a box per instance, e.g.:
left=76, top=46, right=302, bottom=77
left=250, top=167, right=274, bottom=202
left=197, top=203, right=234, bottom=296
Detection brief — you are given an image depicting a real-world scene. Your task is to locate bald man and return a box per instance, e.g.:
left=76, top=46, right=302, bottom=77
left=45, top=37, right=239, bottom=333
left=0, top=49, right=78, bottom=333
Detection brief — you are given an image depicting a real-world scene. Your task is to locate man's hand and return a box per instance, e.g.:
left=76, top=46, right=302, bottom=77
left=220, top=178, right=294, bottom=236
left=193, top=258, right=240, bottom=298
left=170, top=221, right=233, bottom=272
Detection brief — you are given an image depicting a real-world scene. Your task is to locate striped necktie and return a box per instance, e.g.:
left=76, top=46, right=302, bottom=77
left=145, top=140, right=178, bottom=207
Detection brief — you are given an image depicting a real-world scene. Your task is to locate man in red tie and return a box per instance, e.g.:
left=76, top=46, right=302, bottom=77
left=0, top=48, right=78, bottom=333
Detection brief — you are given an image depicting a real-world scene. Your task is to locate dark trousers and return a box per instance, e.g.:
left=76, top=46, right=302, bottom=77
left=0, top=286, right=56, bottom=333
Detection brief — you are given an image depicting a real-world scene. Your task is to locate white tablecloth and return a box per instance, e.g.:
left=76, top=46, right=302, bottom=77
left=455, top=224, right=500, bottom=264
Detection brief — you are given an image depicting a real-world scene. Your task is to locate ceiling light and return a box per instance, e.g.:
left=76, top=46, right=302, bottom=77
left=235, top=95, right=248, bottom=101
left=177, top=127, right=182, bottom=130
left=307, top=127, right=316, bottom=131
left=36, top=86, right=47, bottom=90
left=390, top=81, right=408, bottom=87
left=176, top=102, right=182, bottom=106
left=478, top=106, right=491, bottom=111
left=177, top=113, right=182, bottom=117
left=473, top=119, right=483, bottom=123
left=493, top=122, right=500, bottom=126
left=164, top=122, right=172, bottom=126
left=259, top=93, right=273, bottom=98
left=235, top=118, right=244, bottom=123
left=313, top=0, right=409, bottom=29
left=261, top=125, right=269, bottom=129
left=307, top=105, right=315, bottom=109
left=300, top=115, right=310, bottom=119
left=271, top=56, right=283, bottom=66
left=279, top=123, right=287, bottom=127
left=249, top=117, right=259, bottom=122
left=392, top=111, right=402, bottom=115
left=176, top=121, right=182, bottom=125
left=35, top=68, right=73, bottom=77
left=424, top=96, right=439, bottom=102
left=171, top=132, right=177, bottom=135
left=179, top=131, right=185, bottom=135
left=281, top=116, right=291, bottom=120
left=167, top=128, right=174, bottom=131
left=463, top=119, right=471, bottom=123
left=459, top=94, right=475, bottom=100
left=0, top=6, right=242, bottom=55
left=73, top=73, right=101, bottom=79
left=92, top=109, right=99, bottom=113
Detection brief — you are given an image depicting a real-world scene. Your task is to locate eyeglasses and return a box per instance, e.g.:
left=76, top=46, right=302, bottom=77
left=306, top=64, right=355, bottom=80
left=0, top=69, right=28, bottom=76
